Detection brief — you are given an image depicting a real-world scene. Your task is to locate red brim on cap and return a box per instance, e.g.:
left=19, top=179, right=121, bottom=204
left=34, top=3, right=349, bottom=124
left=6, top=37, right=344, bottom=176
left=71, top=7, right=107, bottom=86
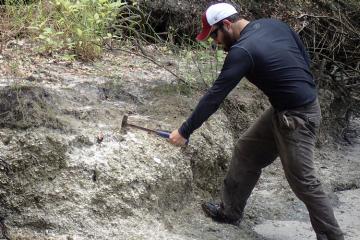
left=196, top=14, right=213, bottom=41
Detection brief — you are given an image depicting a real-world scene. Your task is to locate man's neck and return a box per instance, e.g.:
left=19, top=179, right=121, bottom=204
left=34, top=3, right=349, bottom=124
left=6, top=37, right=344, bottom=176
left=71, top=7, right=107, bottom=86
left=233, top=19, right=250, bottom=39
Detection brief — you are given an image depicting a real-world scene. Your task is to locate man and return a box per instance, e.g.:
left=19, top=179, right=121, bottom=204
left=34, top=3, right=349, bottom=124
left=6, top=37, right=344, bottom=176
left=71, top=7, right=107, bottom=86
left=169, top=2, right=344, bottom=240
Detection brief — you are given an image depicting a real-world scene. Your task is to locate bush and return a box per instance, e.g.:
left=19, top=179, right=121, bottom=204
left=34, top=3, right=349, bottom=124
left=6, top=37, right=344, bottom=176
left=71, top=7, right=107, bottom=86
left=4, top=0, right=126, bottom=60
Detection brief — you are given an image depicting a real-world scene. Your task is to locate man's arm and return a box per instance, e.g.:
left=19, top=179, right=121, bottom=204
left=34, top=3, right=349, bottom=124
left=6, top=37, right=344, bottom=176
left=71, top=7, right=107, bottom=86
left=169, top=47, right=253, bottom=145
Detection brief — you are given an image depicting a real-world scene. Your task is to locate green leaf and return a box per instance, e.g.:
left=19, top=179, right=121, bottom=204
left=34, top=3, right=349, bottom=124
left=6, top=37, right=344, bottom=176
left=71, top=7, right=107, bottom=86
left=76, top=28, right=83, bottom=37
left=44, top=27, right=53, bottom=33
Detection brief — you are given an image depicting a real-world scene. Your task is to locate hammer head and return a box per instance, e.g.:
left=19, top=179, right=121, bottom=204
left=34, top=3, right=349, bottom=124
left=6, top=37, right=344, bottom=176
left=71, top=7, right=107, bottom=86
left=121, top=115, right=128, bottom=129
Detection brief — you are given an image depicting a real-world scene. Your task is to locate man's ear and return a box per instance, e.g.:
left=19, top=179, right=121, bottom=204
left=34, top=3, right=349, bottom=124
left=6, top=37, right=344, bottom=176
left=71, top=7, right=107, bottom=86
left=222, top=19, right=232, bottom=30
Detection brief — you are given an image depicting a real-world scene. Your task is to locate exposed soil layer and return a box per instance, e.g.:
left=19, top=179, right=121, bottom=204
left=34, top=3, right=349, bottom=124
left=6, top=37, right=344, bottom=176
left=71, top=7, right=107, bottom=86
left=0, top=42, right=359, bottom=239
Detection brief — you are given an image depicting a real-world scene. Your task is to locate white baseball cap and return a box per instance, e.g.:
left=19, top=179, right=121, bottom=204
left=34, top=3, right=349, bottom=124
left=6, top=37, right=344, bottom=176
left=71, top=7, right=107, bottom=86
left=196, top=3, right=238, bottom=41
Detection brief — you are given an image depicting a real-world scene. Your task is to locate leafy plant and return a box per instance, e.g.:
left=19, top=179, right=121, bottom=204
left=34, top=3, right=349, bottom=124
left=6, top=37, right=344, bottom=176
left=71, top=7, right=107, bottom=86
left=4, top=0, right=131, bottom=60
left=177, top=39, right=226, bottom=90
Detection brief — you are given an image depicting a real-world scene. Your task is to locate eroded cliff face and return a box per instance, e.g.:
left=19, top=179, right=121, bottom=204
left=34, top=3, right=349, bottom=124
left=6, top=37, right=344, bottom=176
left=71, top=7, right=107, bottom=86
left=0, top=41, right=359, bottom=240
left=0, top=47, right=246, bottom=239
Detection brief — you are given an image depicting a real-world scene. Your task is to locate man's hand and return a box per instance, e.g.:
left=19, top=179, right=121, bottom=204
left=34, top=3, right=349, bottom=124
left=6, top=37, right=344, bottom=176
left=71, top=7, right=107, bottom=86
left=169, top=129, right=187, bottom=146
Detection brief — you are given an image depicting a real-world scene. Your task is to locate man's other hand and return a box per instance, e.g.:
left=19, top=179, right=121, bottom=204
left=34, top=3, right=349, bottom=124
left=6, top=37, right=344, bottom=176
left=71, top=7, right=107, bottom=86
left=169, top=129, right=187, bottom=146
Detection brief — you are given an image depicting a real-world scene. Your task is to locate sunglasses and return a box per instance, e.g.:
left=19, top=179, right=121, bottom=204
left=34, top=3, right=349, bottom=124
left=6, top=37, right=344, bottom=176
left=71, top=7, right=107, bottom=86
left=210, top=27, right=221, bottom=39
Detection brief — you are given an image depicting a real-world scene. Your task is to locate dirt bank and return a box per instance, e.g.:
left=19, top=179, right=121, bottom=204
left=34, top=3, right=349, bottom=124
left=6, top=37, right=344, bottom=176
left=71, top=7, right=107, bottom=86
left=0, top=41, right=359, bottom=239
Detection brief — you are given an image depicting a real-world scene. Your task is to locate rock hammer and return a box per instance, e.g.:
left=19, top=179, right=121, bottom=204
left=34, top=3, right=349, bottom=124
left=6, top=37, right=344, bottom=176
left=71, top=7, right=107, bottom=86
left=121, top=115, right=171, bottom=138
left=121, top=115, right=189, bottom=144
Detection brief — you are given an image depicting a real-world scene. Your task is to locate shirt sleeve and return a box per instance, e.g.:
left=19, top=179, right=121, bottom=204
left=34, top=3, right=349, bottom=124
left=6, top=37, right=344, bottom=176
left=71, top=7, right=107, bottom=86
left=178, top=47, right=253, bottom=139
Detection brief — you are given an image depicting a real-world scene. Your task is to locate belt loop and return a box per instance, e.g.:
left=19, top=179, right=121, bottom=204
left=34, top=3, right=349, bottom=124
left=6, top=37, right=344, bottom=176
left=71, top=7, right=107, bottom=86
left=282, top=114, right=290, bottom=128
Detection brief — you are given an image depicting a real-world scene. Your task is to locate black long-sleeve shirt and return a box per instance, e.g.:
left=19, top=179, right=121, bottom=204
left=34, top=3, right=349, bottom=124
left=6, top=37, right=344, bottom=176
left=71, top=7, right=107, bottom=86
left=179, top=18, right=316, bottom=139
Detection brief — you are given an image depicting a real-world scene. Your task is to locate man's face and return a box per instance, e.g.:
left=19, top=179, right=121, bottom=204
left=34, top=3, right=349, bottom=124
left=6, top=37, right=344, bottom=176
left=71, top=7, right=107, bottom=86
left=210, top=23, right=236, bottom=52
left=220, top=28, right=237, bottom=52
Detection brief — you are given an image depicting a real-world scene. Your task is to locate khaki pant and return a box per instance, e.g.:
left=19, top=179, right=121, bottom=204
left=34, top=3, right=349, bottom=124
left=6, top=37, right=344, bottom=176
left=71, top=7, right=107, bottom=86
left=222, top=99, right=344, bottom=240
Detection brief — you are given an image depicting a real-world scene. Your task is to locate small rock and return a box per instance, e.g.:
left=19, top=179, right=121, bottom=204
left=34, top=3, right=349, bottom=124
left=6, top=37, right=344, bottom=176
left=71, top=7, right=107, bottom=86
left=1, top=135, right=12, bottom=145
left=97, top=132, right=104, bottom=144
left=70, top=135, right=94, bottom=148
left=26, top=75, right=36, bottom=82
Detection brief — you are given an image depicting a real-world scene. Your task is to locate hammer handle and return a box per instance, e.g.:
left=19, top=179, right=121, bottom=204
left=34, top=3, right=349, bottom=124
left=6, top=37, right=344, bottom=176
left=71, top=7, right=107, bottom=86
left=126, top=123, right=189, bottom=144
left=156, top=130, right=171, bottom=138
left=156, top=130, right=189, bottom=145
